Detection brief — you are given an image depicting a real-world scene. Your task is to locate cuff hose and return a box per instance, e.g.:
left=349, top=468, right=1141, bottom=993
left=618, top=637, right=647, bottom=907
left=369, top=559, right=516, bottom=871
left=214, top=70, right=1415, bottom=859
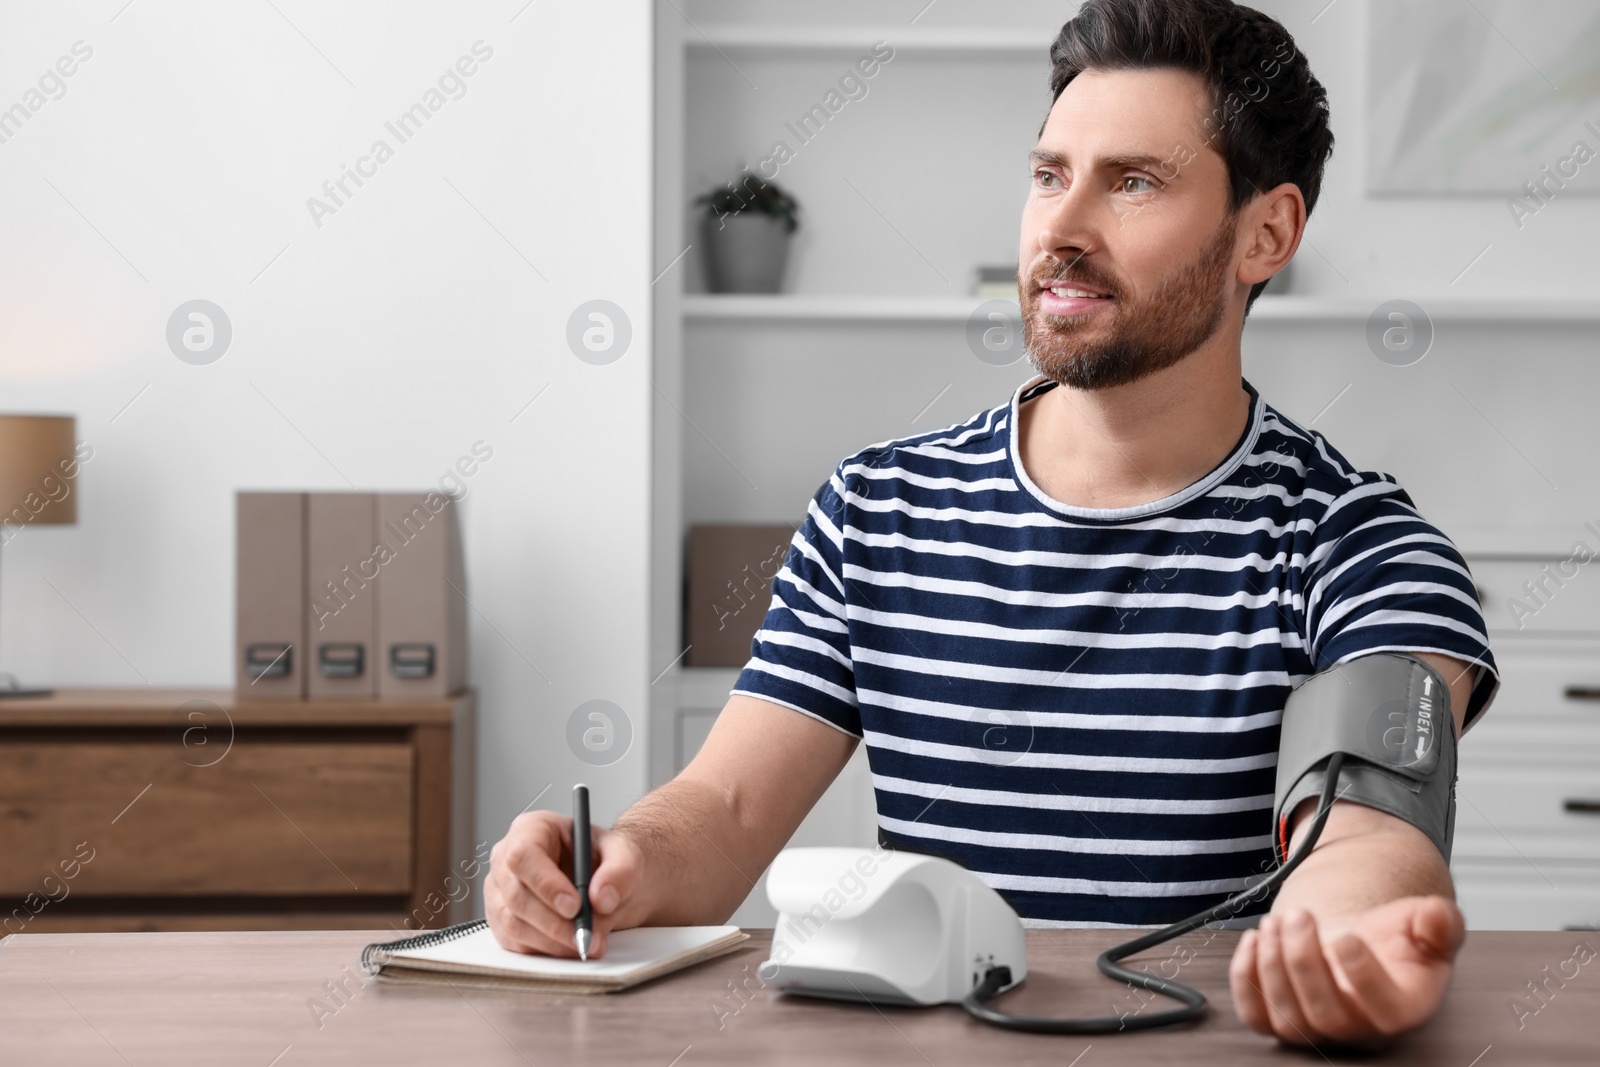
left=960, top=752, right=1345, bottom=1033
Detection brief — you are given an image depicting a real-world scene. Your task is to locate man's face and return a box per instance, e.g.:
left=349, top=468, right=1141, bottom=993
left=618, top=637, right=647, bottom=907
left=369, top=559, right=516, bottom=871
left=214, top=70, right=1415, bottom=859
left=1018, top=67, right=1242, bottom=391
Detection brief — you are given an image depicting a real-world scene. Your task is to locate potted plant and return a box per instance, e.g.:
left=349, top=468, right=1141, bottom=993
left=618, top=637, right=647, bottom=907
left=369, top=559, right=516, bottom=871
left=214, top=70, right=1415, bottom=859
left=695, top=171, right=799, bottom=294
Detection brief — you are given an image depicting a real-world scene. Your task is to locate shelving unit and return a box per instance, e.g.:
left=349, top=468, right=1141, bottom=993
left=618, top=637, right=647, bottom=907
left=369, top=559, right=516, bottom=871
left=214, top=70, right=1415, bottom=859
left=683, top=293, right=1600, bottom=324
left=684, top=25, right=1049, bottom=54
left=654, top=3, right=1071, bottom=922
left=651, top=1, right=1067, bottom=789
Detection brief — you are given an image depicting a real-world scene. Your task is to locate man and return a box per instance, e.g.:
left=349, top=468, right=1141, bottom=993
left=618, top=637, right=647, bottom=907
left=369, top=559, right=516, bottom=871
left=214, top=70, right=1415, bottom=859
left=487, top=0, right=1499, bottom=1046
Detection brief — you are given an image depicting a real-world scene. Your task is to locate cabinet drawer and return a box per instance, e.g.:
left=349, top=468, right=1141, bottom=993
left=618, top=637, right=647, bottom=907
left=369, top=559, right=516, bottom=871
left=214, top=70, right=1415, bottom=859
left=1472, top=558, right=1600, bottom=634
left=1452, top=860, right=1600, bottom=930
left=1463, top=644, right=1600, bottom=744
left=0, top=739, right=414, bottom=896
left=1455, top=758, right=1600, bottom=864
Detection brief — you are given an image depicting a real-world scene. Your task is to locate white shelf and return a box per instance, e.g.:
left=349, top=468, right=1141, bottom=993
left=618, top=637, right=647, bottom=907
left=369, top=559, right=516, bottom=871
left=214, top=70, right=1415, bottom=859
left=684, top=25, right=1052, bottom=55
left=682, top=293, right=1600, bottom=324
left=683, top=294, right=986, bottom=322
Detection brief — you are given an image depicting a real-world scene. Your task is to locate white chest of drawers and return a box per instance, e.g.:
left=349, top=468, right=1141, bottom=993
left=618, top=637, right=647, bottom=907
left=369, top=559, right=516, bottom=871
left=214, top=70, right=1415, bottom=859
left=1453, top=558, right=1600, bottom=930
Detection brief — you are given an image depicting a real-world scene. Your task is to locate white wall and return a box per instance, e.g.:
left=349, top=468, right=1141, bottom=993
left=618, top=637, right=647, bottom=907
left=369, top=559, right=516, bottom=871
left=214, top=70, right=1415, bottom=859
left=0, top=1, right=655, bottom=872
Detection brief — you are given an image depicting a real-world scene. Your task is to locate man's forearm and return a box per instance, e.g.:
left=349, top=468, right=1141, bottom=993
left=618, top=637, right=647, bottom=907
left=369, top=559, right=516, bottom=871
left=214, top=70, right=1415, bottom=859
left=1271, top=802, right=1454, bottom=932
left=610, top=776, right=767, bottom=927
left=605, top=694, right=858, bottom=929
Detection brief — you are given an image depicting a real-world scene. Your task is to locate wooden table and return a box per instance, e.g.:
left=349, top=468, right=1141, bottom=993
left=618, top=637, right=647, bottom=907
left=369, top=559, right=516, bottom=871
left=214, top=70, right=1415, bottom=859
left=2, top=927, right=1594, bottom=1065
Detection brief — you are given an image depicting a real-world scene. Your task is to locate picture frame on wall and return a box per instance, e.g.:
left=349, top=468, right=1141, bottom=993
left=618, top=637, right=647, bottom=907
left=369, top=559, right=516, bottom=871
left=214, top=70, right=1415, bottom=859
left=1366, top=0, right=1600, bottom=197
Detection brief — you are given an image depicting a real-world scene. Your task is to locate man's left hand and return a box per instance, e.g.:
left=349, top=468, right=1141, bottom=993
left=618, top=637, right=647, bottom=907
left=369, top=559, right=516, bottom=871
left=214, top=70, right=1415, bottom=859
left=1228, top=894, right=1466, bottom=1046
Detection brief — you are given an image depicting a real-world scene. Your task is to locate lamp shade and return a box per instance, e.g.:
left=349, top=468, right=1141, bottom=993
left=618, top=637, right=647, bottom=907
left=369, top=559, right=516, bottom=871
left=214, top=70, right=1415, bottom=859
left=0, top=415, right=78, bottom=527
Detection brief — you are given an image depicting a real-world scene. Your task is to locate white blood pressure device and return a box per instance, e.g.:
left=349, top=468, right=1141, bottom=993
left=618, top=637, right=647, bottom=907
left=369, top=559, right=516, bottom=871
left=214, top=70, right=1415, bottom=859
left=760, top=652, right=1458, bottom=1033
left=761, top=847, right=1028, bottom=1006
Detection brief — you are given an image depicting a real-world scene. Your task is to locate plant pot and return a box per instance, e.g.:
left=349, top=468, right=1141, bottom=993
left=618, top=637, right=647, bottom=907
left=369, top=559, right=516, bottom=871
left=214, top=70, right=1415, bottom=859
left=701, top=213, right=792, bottom=294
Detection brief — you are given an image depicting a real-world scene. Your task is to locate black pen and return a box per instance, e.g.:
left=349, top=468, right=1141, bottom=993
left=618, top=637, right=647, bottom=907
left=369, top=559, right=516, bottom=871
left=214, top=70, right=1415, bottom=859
left=572, top=783, right=593, bottom=960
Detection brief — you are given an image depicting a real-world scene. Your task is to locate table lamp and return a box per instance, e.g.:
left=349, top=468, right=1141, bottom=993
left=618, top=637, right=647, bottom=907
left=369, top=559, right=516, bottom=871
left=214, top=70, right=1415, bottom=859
left=0, top=414, right=78, bottom=698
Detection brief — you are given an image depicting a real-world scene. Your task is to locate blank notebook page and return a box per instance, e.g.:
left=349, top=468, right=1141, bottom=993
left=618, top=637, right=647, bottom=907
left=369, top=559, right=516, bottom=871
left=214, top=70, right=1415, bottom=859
left=386, top=925, right=743, bottom=979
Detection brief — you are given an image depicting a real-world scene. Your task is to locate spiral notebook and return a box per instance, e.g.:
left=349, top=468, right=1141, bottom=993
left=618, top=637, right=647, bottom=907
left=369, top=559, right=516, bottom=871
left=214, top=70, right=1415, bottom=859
left=361, top=920, right=749, bottom=994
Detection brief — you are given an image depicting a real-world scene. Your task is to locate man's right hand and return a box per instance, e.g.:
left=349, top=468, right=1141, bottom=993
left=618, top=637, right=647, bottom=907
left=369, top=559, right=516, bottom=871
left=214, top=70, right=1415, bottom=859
left=484, top=810, right=646, bottom=958
left=483, top=694, right=858, bottom=956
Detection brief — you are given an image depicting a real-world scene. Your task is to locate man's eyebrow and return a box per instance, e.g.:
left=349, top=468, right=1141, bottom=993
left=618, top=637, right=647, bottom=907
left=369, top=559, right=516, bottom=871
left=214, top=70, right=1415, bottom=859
left=1028, top=147, right=1170, bottom=171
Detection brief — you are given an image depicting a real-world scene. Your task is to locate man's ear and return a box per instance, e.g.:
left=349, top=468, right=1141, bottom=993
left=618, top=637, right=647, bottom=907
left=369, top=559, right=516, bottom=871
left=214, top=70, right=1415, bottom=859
left=1237, top=182, right=1305, bottom=288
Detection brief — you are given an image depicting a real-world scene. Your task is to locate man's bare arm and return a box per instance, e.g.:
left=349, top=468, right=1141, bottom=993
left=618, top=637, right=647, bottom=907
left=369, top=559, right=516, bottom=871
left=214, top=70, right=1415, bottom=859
left=485, top=693, right=855, bottom=956
left=613, top=694, right=857, bottom=926
left=1230, top=650, right=1479, bottom=1044
left=1270, top=650, right=1474, bottom=924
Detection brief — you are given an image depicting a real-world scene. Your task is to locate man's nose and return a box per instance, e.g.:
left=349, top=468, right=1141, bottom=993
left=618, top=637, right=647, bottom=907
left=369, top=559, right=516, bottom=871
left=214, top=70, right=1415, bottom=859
left=1033, top=183, right=1106, bottom=267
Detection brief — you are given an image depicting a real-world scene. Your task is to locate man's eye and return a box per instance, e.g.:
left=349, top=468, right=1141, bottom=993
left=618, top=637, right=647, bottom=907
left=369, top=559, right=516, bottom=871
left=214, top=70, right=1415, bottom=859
left=1034, top=169, right=1060, bottom=189
left=1122, top=175, right=1157, bottom=194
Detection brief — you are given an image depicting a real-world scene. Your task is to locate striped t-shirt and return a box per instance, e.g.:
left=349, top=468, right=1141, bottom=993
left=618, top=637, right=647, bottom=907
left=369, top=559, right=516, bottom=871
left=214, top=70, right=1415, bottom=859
left=734, top=374, right=1500, bottom=927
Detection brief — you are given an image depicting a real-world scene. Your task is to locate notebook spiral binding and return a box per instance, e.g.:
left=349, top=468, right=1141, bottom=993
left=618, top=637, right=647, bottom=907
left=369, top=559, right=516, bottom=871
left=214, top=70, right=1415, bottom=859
left=361, top=918, right=488, bottom=976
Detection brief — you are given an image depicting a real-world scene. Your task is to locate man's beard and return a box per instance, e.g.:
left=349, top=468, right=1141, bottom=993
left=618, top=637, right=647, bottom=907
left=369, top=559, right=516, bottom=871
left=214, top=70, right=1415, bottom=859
left=1020, top=211, right=1238, bottom=391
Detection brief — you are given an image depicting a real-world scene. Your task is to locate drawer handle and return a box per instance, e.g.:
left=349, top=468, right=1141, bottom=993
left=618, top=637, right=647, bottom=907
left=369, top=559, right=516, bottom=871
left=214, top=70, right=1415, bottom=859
left=1564, top=799, right=1600, bottom=814
left=1564, top=687, right=1600, bottom=701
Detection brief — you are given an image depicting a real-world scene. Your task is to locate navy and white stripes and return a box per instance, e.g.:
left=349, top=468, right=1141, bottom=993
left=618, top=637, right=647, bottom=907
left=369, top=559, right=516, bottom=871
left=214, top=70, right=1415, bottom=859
left=734, top=375, right=1499, bottom=927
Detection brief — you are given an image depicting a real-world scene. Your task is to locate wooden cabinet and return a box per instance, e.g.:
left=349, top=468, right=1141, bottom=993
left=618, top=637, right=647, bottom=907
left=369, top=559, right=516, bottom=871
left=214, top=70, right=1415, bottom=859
left=0, top=688, right=474, bottom=933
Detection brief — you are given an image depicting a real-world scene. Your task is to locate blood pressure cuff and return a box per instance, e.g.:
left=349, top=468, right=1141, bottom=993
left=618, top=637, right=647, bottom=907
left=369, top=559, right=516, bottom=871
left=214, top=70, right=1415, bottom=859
left=1273, top=652, right=1457, bottom=865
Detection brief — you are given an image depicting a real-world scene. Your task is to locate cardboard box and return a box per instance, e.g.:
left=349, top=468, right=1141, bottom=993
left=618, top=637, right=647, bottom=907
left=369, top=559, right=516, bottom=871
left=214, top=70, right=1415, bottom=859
left=306, top=493, right=378, bottom=699
left=235, top=492, right=307, bottom=698
left=375, top=492, right=468, bottom=698
left=685, top=524, right=796, bottom=668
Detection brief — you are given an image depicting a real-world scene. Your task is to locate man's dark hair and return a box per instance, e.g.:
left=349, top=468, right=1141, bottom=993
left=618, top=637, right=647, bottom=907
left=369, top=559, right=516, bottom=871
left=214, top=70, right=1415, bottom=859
left=1048, top=0, right=1334, bottom=313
